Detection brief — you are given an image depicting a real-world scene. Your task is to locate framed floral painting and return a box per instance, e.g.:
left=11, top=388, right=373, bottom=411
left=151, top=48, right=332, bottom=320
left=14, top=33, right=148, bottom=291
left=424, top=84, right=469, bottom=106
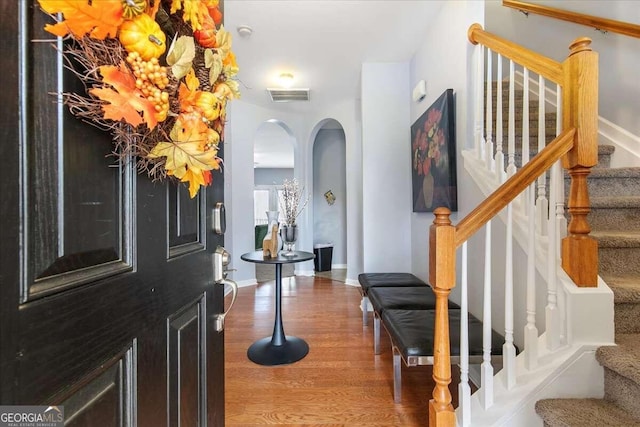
left=411, top=89, right=457, bottom=212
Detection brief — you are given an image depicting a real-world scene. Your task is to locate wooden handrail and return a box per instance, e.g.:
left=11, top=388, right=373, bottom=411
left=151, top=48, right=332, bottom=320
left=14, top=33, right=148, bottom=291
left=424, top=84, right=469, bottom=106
left=503, top=0, right=640, bottom=39
left=468, top=23, right=563, bottom=84
left=454, top=128, right=575, bottom=247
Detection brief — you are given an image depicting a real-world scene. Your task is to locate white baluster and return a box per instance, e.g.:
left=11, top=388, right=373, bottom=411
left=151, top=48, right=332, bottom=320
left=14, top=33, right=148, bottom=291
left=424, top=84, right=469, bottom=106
left=522, top=69, right=530, bottom=166
left=555, top=85, right=567, bottom=246
left=525, top=182, right=538, bottom=370
left=546, top=160, right=561, bottom=351
left=475, top=45, right=485, bottom=160
left=506, top=60, right=516, bottom=177
left=485, top=49, right=494, bottom=171
left=520, top=68, right=531, bottom=212
left=503, top=203, right=516, bottom=389
left=481, top=221, right=494, bottom=409
left=495, top=55, right=505, bottom=182
left=536, top=75, right=548, bottom=236
left=459, top=242, right=471, bottom=427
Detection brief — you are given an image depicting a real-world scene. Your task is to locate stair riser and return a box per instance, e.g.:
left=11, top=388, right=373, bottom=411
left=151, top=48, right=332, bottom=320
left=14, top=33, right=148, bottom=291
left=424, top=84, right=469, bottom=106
left=613, top=303, right=640, bottom=334
left=604, top=367, right=640, bottom=421
left=599, top=247, right=640, bottom=276
left=565, top=176, right=640, bottom=198
left=589, top=208, right=640, bottom=231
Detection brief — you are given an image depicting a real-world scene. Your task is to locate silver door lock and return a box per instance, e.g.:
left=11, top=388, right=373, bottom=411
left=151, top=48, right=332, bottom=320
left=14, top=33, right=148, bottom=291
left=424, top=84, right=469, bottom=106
left=213, top=246, right=238, bottom=332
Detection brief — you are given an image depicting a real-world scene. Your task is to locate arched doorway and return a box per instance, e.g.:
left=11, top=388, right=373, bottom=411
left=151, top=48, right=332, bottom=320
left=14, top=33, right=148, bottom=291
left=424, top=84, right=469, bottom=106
left=253, top=120, right=296, bottom=281
left=312, top=119, right=347, bottom=281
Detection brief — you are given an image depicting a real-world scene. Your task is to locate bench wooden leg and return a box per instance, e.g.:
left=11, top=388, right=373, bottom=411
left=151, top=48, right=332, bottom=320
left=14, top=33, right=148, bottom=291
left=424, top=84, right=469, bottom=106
left=361, top=296, right=369, bottom=327
left=374, top=314, right=381, bottom=354
left=393, top=347, right=402, bottom=403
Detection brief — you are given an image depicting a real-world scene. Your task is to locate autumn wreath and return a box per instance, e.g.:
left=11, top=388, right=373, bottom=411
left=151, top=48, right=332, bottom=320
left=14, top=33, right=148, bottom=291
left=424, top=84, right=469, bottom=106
left=37, top=0, right=239, bottom=197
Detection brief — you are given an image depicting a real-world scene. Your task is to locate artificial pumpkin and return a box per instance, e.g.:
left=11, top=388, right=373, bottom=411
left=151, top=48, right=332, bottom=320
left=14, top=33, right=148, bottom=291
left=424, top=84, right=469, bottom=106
left=194, top=91, right=221, bottom=121
left=119, top=14, right=166, bottom=61
left=193, top=12, right=216, bottom=48
left=122, top=0, right=147, bottom=20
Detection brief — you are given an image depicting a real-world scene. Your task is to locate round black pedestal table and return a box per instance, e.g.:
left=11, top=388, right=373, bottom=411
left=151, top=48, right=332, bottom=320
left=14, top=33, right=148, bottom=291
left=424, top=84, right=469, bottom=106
left=240, top=250, right=315, bottom=366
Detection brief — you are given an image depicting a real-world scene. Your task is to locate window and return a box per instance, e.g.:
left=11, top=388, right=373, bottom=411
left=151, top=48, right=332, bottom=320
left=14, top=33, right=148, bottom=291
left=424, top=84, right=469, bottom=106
left=254, top=189, right=270, bottom=225
left=254, top=186, right=285, bottom=225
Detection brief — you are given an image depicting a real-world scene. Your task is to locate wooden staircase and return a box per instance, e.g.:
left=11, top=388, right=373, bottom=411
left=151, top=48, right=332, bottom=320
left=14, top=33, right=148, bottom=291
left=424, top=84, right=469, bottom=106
left=487, top=76, right=640, bottom=426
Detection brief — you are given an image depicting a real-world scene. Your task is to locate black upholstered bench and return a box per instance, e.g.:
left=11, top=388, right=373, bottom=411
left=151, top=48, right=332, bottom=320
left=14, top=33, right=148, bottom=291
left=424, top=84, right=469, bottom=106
left=357, top=273, right=427, bottom=326
left=367, top=286, right=460, bottom=354
left=382, top=309, right=507, bottom=403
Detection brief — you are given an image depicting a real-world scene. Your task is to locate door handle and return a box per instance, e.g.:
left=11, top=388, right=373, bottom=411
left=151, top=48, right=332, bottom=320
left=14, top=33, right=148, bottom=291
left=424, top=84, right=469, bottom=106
left=213, top=246, right=238, bottom=332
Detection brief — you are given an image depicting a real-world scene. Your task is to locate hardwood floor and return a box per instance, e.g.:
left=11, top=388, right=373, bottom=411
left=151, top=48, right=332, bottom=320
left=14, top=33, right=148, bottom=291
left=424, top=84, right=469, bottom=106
left=225, top=275, right=461, bottom=426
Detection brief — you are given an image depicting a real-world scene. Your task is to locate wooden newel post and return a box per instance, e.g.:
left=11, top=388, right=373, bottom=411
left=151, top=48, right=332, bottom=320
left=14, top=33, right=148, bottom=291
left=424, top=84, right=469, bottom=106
left=429, top=207, right=456, bottom=427
left=561, top=37, right=599, bottom=287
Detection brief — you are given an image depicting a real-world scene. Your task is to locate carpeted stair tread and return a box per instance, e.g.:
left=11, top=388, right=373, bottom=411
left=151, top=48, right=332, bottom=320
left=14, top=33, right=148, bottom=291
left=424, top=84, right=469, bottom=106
left=595, top=144, right=616, bottom=156
left=588, top=167, right=640, bottom=178
left=602, top=275, right=640, bottom=304
left=597, top=334, right=640, bottom=385
left=535, top=398, right=640, bottom=426
left=591, top=231, right=640, bottom=248
left=590, top=196, right=640, bottom=208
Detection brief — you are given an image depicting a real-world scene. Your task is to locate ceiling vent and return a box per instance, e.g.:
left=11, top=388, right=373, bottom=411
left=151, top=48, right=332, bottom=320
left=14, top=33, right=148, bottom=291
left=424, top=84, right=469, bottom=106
left=267, top=88, right=310, bottom=102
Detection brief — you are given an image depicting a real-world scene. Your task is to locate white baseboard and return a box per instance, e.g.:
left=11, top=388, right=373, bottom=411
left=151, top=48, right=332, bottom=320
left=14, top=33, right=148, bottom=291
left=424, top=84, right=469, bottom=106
left=234, top=278, right=257, bottom=288
left=296, top=269, right=315, bottom=277
left=345, top=278, right=360, bottom=287
left=331, top=264, right=347, bottom=269
left=599, top=116, right=640, bottom=167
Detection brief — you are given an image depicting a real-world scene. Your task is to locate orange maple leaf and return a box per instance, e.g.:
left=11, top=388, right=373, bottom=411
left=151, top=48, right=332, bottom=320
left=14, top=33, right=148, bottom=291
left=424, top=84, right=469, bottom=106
left=89, top=62, right=158, bottom=129
left=38, top=0, right=123, bottom=40
left=148, top=114, right=220, bottom=197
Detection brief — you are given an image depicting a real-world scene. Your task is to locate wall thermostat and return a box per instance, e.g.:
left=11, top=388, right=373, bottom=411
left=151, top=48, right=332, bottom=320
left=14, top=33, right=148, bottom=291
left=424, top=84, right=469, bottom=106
left=412, top=80, right=427, bottom=102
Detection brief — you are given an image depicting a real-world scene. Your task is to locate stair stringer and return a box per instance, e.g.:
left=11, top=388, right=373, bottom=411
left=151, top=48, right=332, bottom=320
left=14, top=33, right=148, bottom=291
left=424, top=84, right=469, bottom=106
left=462, top=342, right=603, bottom=427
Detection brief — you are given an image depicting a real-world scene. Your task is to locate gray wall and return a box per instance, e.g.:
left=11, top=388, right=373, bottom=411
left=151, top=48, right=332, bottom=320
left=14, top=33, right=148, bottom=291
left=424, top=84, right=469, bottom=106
left=313, top=129, right=347, bottom=266
left=254, top=168, right=294, bottom=186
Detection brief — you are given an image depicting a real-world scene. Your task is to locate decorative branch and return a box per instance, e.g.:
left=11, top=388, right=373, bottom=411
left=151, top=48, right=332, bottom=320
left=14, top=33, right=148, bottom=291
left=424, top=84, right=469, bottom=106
left=279, top=179, right=309, bottom=225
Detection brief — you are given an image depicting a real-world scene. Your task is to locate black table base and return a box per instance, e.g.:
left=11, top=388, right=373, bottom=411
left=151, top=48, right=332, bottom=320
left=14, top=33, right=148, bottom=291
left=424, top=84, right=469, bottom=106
left=240, top=250, right=315, bottom=366
left=247, top=336, right=309, bottom=366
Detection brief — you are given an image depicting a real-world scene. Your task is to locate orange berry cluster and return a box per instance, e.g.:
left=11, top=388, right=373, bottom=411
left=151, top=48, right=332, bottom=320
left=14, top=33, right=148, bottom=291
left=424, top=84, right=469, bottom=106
left=126, top=52, right=170, bottom=121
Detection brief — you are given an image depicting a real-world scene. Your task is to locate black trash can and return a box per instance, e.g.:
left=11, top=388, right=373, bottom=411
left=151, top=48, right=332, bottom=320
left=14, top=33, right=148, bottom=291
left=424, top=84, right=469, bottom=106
left=313, top=244, right=333, bottom=272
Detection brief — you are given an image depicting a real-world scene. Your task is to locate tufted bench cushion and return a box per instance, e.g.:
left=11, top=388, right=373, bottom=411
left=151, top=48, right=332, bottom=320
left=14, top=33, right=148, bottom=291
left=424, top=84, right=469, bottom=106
left=382, top=309, right=509, bottom=402
left=367, top=287, right=460, bottom=354
left=357, top=273, right=428, bottom=327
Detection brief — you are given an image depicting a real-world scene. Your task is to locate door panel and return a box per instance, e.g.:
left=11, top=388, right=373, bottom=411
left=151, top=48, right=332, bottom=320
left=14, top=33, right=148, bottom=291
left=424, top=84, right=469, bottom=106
left=25, top=7, right=134, bottom=300
left=58, top=343, right=136, bottom=427
left=0, top=1, right=227, bottom=425
left=168, top=297, right=206, bottom=427
left=169, top=185, right=206, bottom=258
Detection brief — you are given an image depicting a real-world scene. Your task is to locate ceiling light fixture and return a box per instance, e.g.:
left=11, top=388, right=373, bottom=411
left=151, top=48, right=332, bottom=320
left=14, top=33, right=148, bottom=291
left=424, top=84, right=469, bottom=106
left=278, top=73, right=294, bottom=88
left=237, top=25, right=253, bottom=38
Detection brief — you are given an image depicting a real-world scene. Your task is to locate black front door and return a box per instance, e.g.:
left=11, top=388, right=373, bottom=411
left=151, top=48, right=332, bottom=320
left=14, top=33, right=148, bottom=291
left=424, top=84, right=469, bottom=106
left=0, top=2, right=226, bottom=425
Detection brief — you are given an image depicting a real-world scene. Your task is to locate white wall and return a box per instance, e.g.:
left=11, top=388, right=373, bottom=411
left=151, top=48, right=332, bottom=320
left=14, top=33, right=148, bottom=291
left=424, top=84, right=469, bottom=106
left=361, top=62, right=412, bottom=272
left=313, top=128, right=347, bottom=266
left=409, top=1, right=485, bottom=286
left=485, top=0, right=640, bottom=145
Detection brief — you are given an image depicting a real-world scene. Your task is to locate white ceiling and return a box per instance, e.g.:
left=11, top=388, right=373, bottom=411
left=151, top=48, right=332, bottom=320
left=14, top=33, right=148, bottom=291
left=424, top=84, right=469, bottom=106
left=225, top=0, right=444, bottom=169
left=225, top=0, right=444, bottom=114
